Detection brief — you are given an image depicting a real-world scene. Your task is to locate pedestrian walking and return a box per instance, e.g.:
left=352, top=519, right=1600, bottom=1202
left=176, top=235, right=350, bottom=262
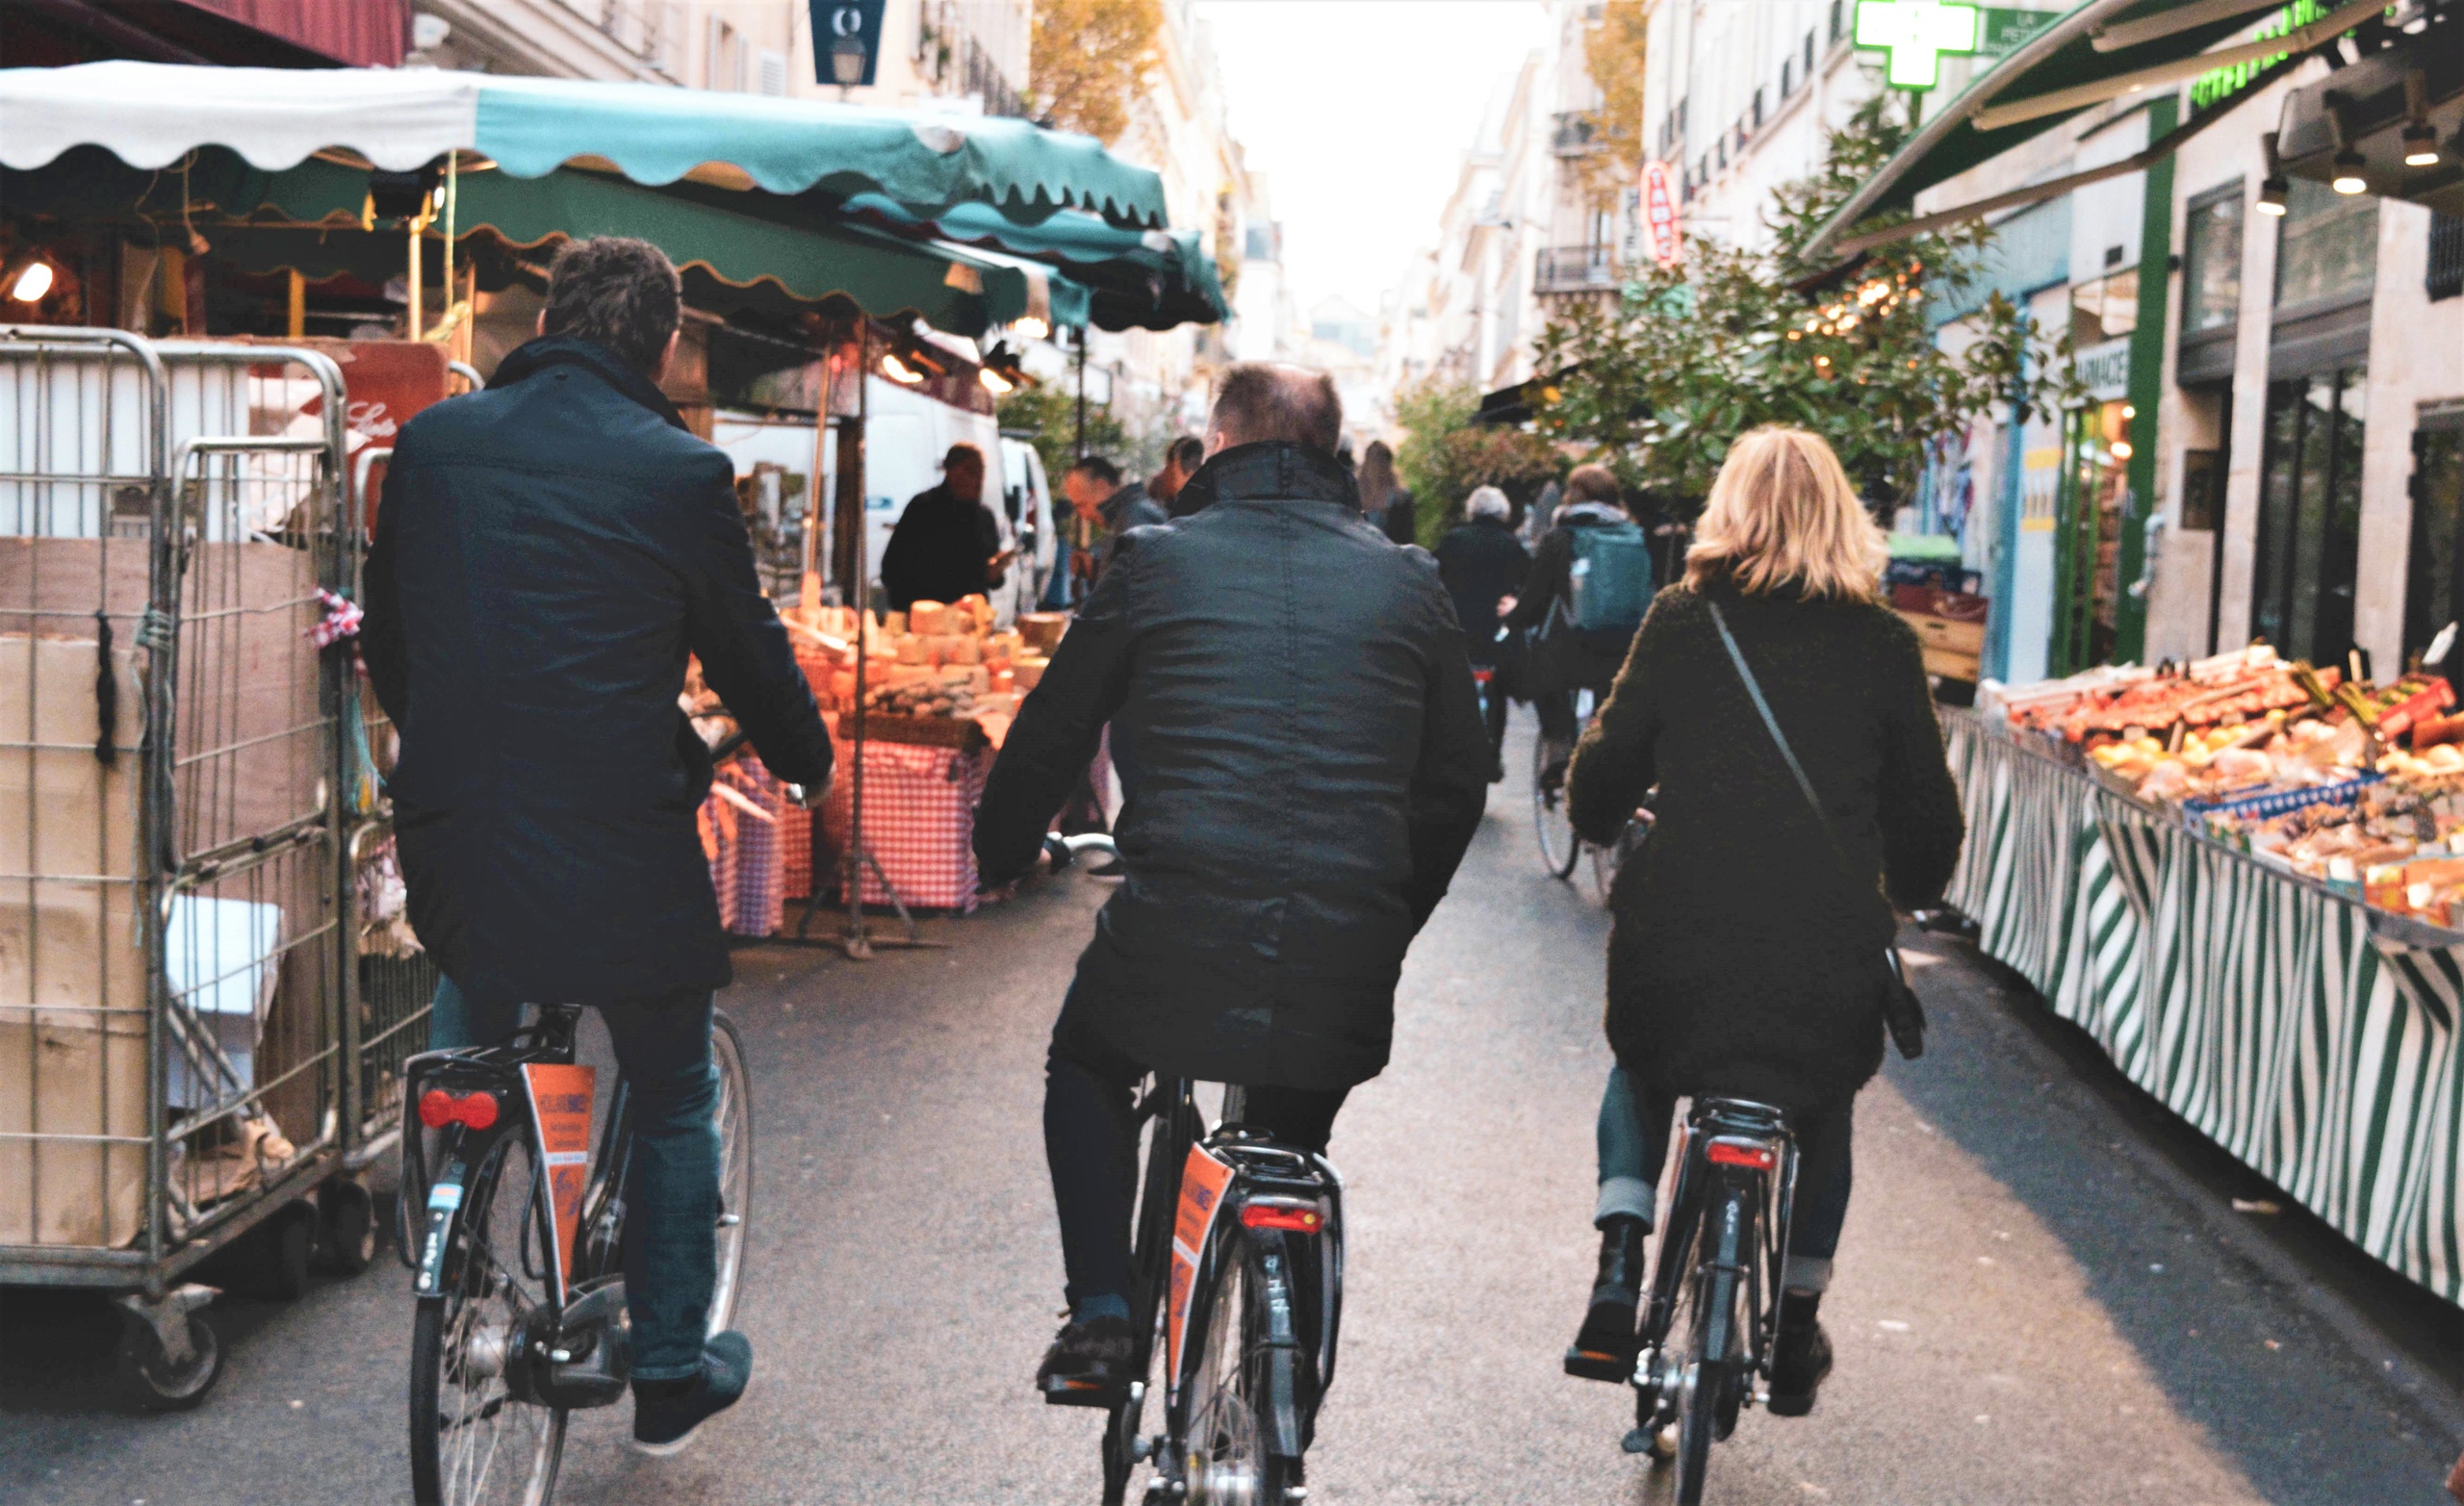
left=1359, top=440, right=1418, bottom=546
left=1502, top=464, right=1655, bottom=788
left=1154, top=434, right=1208, bottom=518
left=1435, top=485, right=1528, bottom=780
left=880, top=443, right=1012, bottom=611
left=973, top=360, right=1489, bottom=1404
left=1557, top=425, right=1964, bottom=1417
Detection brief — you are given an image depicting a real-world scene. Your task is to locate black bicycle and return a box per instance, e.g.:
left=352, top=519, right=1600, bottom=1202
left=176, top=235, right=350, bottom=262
left=1047, top=837, right=1345, bottom=1506
left=400, top=1001, right=755, bottom=1506
left=1622, top=1096, right=1797, bottom=1506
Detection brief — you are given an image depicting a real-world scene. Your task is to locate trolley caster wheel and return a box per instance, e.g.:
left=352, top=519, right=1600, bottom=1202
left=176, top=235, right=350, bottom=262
left=315, top=1177, right=377, bottom=1277
left=115, top=1287, right=222, bottom=1411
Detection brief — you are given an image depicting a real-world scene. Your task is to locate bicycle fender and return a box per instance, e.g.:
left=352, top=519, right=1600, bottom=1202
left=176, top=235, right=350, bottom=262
left=1258, top=1242, right=1306, bottom=1460
left=413, top=1161, right=465, bottom=1298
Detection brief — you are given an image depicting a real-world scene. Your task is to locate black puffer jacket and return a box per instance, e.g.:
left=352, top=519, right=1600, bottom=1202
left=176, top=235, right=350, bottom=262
left=1567, top=578, right=1963, bottom=1110
left=1434, top=516, right=1529, bottom=667
left=975, top=443, right=1492, bottom=1090
left=363, top=337, right=833, bottom=1008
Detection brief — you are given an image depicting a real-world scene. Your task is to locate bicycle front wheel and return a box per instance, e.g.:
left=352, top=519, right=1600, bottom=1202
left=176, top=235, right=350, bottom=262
left=708, top=1009, right=756, bottom=1335
left=1180, top=1233, right=1296, bottom=1506
left=1533, top=732, right=1580, bottom=879
left=409, top=1136, right=566, bottom=1506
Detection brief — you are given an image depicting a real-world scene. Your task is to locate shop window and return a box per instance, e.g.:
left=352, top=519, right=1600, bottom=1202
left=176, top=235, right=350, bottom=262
left=2051, top=400, right=2133, bottom=674
left=2070, top=268, right=2139, bottom=345
left=2430, top=213, right=2463, bottom=302
left=2404, top=419, right=2464, bottom=664
left=2182, top=448, right=2223, bottom=530
left=2252, top=368, right=2367, bottom=669
left=2180, top=187, right=2243, bottom=336
left=2274, top=177, right=2377, bottom=310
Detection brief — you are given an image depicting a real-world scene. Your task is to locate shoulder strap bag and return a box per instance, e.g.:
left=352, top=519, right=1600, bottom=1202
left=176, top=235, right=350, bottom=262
left=1706, top=598, right=1926, bottom=1060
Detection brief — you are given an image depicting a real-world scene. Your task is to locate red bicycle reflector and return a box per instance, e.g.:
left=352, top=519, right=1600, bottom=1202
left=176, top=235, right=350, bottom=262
left=418, top=1089, right=500, bottom=1131
left=1707, top=1141, right=1776, bottom=1170
left=1238, top=1204, right=1323, bottom=1233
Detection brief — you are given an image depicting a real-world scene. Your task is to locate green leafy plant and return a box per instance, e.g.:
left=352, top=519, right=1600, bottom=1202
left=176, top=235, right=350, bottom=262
left=1393, top=379, right=1564, bottom=547
left=1531, top=94, right=2080, bottom=511
left=996, top=384, right=1130, bottom=487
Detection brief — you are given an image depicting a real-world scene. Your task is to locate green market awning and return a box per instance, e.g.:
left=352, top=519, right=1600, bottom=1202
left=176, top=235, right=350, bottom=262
left=0, top=60, right=1166, bottom=227
left=1805, top=0, right=2393, bottom=258
left=839, top=194, right=1227, bottom=331
left=4, top=145, right=1089, bottom=338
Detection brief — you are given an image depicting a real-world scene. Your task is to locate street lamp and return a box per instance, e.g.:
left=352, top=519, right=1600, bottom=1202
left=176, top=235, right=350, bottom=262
left=831, top=34, right=865, bottom=97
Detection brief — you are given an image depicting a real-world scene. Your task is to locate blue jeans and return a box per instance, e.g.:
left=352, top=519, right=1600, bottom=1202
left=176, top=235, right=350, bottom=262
left=1595, top=1065, right=1854, bottom=1292
left=429, top=976, right=723, bottom=1380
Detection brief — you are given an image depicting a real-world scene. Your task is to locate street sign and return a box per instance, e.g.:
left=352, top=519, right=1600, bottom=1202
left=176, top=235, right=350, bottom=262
left=1853, top=0, right=1982, bottom=90
left=1640, top=161, right=1682, bottom=268
left=810, top=0, right=886, bottom=88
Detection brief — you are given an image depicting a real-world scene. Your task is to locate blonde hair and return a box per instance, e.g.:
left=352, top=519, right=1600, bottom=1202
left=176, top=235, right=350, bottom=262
left=1682, top=427, right=1886, bottom=600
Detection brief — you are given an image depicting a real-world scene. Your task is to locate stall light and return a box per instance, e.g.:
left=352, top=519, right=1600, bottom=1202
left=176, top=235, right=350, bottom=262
left=2402, top=120, right=2440, bottom=167
left=2258, top=132, right=2290, bottom=216
left=2330, top=148, right=2369, bottom=195
left=1012, top=315, right=1050, bottom=342
left=979, top=366, right=1014, bottom=396
left=2111, top=440, right=2135, bottom=459
left=5, top=256, right=55, bottom=303
left=2122, top=404, right=2136, bottom=418
left=882, top=352, right=926, bottom=385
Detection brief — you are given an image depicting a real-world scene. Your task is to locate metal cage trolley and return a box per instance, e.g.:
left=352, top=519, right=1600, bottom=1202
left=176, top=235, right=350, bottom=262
left=0, top=324, right=398, bottom=1407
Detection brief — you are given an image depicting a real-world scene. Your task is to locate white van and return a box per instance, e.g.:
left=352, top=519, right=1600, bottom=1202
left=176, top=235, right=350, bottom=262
left=1000, top=434, right=1056, bottom=610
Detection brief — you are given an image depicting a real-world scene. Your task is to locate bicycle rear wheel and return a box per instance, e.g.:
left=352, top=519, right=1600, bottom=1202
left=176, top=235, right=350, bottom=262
left=707, top=1010, right=755, bottom=1335
left=1180, top=1233, right=1296, bottom=1506
left=1104, top=1086, right=1192, bottom=1506
left=409, top=1136, right=566, bottom=1506
left=1670, top=1191, right=1749, bottom=1506
left=1533, top=732, right=1580, bottom=879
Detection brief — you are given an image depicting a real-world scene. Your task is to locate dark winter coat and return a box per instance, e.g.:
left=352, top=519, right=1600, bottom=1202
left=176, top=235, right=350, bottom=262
left=362, top=337, right=834, bottom=1008
left=1095, top=480, right=1170, bottom=581
left=1504, top=499, right=1637, bottom=694
left=881, top=480, right=1004, bottom=610
left=1566, top=578, right=1963, bottom=1110
left=974, top=442, right=1492, bottom=1090
left=1434, top=516, right=1529, bottom=667
left=1379, top=488, right=1420, bottom=546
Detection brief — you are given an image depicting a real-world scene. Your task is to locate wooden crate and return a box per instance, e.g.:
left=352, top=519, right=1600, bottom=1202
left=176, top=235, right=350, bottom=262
left=1901, top=609, right=1985, bottom=683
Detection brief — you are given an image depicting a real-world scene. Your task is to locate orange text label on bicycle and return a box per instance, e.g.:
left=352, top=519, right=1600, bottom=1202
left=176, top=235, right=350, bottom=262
left=522, top=1062, right=596, bottom=1293
left=1166, top=1142, right=1235, bottom=1383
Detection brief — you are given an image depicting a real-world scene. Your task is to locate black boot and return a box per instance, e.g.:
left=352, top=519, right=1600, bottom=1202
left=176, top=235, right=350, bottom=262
left=1564, top=1215, right=1648, bottom=1382
left=1036, top=1312, right=1135, bottom=1407
left=1766, top=1289, right=1833, bottom=1417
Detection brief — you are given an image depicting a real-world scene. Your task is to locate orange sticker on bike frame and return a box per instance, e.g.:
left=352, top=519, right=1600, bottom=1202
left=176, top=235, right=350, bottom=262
left=1165, top=1142, right=1234, bottom=1386
left=522, top=1062, right=596, bottom=1295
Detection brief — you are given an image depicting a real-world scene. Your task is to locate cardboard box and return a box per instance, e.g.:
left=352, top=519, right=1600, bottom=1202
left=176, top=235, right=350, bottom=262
left=0, top=883, right=148, bottom=1248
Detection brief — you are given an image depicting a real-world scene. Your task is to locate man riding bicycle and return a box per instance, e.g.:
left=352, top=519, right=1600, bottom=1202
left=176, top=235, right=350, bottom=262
left=973, top=363, right=1492, bottom=1403
left=361, top=238, right=834, bottom=1455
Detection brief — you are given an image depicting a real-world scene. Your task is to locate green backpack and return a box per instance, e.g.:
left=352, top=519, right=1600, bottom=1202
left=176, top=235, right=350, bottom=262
left=1565, top=521, right=1655, bottom=649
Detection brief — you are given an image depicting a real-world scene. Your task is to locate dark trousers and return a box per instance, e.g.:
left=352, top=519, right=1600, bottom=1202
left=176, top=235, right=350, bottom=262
left=430, top=976, right=722, bottom=1379
left=1595, top=1065, right=1854, bottom=1289
left=1043, top=989, right=1348, bottom=1313
left=1536, top=687, right=1579, bottom=744
left=1475, top=667, right=1510, bottom=769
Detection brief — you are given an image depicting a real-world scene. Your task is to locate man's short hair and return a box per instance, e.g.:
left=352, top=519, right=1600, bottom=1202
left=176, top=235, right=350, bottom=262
left=1068, top=454, right=1122, bottom=488
left=1166, top=435, right=1205, bottom=474
left=1209, top=363, right=1343, bottom=454
left=1565, top=464, right=1624, bottom=506
left=943, top=443, right=985, bottom=473
left=541, top=237, right=681, bottom=375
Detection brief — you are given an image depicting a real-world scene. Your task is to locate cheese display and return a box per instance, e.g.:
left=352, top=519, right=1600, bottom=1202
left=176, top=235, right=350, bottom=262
left=778, top=595, right=1058, bottom=748
left=1983, top=645, right=2464, bottom=926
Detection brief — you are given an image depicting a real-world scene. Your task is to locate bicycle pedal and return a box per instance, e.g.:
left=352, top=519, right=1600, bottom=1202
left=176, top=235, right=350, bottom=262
left=1563, top=1343, right=1635, bottom=1384
left=1039, top=1375, right=1122, bottom=1409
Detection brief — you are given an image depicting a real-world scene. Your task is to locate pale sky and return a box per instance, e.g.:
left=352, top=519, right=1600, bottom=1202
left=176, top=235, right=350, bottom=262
left=1194, top=0, right=1554, bottom=317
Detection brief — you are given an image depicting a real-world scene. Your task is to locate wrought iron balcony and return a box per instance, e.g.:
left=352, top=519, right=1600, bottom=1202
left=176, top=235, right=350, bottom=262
left=1552, top=111, right=1602, bottom=155
left=1535, top=244, right=1622, bottom=294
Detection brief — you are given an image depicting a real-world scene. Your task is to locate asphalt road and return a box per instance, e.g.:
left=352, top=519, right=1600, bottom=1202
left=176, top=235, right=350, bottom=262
left=5, top=716, right=2459, bottom=1505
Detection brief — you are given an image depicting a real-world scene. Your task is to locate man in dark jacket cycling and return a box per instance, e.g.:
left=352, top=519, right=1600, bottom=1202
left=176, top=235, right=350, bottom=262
left=974, top=363, right=1492, bottom=1400
left=362, top=238, right=834, bottom=1457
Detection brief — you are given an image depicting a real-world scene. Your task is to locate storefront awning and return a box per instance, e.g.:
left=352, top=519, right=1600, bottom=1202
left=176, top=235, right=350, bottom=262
left=838, top=194, right=1227, bottom=331
left=2, top=145, right=1089, bottom=338
left=0, top=60, right=1168, bottom=227
left=1802, top=0, right=2395, bottom=259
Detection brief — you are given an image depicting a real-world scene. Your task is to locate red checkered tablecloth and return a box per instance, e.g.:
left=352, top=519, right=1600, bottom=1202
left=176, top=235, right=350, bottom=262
left=817, top=736, right=991, bottom=912
left=699, top=755, right=790, bottom=937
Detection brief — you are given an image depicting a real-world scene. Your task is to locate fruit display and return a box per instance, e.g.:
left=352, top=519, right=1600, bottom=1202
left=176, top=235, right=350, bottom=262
left=778, top=594, right=1062, bottom=747
left=1992, top=648, right=2464, bottom=929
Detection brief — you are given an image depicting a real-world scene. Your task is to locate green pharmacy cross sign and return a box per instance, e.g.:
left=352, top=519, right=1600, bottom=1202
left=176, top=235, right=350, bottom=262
left=1854, top=0, right=1982, bottom=89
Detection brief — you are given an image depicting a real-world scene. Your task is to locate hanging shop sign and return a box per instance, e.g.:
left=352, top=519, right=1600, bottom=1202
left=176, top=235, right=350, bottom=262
left=810, top=0, right=887, bottom=88
left=2073, top=337, right=2134, bottom=402
left=1854, top=0, right=1982, bottom=89
left=1640, top=160, right=1682, bottom=268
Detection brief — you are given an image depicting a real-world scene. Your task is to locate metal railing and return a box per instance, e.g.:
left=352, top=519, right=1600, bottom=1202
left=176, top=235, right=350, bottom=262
left=1552, top=111, right=1602, bottom=155
left=1535, top=245, right=1623, bottom=294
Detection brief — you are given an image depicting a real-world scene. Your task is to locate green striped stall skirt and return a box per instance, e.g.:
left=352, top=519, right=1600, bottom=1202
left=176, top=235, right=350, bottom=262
left=1944, top=710, right=2461, bottom=1305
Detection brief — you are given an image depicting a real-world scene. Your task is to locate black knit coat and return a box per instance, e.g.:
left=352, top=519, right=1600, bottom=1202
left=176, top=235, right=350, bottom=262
left=1566, top=579, right=1964, bottom=1110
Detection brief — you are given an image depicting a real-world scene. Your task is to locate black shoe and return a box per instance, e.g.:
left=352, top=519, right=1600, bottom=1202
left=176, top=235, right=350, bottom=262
left=1037, top=1313, right=1135, bottom=1407
left=1538, top=739, right=1573, bottom=794
left=1766, top=1291, right=1833, bottom=1417
left=630, top=1330, right=752, bottom=1456
left=1565, top=1215, right=1649, bottom=1382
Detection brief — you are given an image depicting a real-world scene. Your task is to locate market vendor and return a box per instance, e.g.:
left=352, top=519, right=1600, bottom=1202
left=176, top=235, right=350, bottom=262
left=881, top=443, right=1012, bottom=611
